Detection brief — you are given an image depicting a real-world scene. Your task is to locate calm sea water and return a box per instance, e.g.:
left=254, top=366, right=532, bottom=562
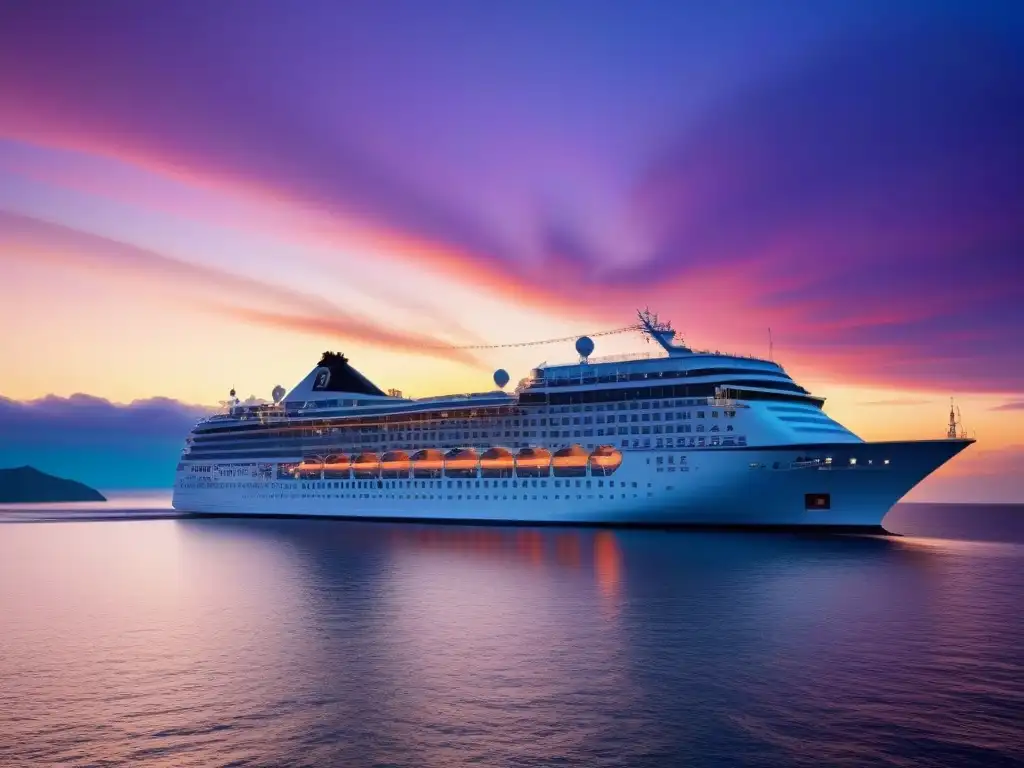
left=1, top=497, right=1022, bottom=767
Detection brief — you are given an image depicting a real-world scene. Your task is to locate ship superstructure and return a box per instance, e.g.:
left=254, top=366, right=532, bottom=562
left=172, top=311, right=973, bottom=531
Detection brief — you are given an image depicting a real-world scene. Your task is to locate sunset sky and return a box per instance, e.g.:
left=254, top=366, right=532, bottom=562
left=0, top=0, right=1021, bottom=499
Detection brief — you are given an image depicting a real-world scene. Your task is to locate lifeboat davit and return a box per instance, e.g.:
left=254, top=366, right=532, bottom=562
left=380, top=450, right=411, bottom=478
left=444, top=447, right=479, bottom=478
left=552, top=444, right=589, bottom=477
left=323, top=453, right=352, bottom=479
left=589, top=445, right=623, bottom=476
left=515, top=447, right=551, bottom=477
left=479, top=447, right=514, bottom=478
left=411, top=448, right=444, bottom=478
left=352, top=451, right=381, bottom=478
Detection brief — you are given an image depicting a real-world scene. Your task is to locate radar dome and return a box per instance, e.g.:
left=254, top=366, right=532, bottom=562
left=272, top=385, right=286, bottom=403
left=229, top=388, right=237, bottom=398
left=575, top=335, right=595, bottom=359
left=493, top=369, right=510, bottom=389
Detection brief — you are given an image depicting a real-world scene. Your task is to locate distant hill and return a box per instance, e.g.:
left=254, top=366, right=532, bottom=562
left=0, top=466, right=106, bottom=503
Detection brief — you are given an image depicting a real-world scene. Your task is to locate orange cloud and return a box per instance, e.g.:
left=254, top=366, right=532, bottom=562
left=0, top=211, right=481, bottom=367
left=211, top=305, right=480, bottom=367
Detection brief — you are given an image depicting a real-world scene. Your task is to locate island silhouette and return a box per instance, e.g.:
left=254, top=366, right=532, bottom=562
left=0, top=466, right=106, bottom=503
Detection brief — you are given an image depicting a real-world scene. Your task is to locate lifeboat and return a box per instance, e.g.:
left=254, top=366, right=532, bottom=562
left=411, top=448, right=444, bottom=478
left=323, top=453, right=351, bottom=479
left=515, top=447, right=551, bottom=477
left=479, top=447, right=514, bottom=478
left=589, top=445, right=623, bottom=476
left=298, top=454, right=325, bottom=479
left=551, top=444, right=589, bottom=477
left=380, top=450, right=411, bottom=478
left=444, top=447, right=479, bottom=478
left=351, top=451, right=381, bottom=478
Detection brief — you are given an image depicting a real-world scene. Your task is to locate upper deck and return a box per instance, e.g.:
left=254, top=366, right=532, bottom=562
left=193, top=310, right=821, bottom=436
left=527, top=352, right=791, bottom=389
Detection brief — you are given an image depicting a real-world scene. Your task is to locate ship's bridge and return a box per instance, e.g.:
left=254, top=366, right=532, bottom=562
left=529, top=353, right=789, bottom=385
left=520, top=349, right=818, bottom=408
left=526, top=353, right=803, bottom=393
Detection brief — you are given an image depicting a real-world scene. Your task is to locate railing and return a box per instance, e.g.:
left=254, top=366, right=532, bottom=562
left=537, top=351, right=662, bottom=368
left=412, top=392, right=510, bottom=404
left=538, top=348, right=779, bottom=368
left=687, top=348, right=778, bottom=364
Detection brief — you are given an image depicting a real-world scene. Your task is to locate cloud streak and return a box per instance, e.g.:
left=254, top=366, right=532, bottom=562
left=0, top=211, right=480, bottom=366
left=858, top=399, right=933, bottom=407
left=991, top=401, right=1024, bottom=412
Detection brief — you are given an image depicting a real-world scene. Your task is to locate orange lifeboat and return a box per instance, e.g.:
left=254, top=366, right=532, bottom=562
left=298, top=454, right=325, bottom=479
left=323, top=453, right=352, bottom=479
left=411, top=448, right=444, bottom=478
left=515, top=447, right=551, bottom=477
left=551, top=444, right=589, bottom=477
left=351, top=451, right=380, bottom=478
left=277, top=461, right=301, bottom=480
left=589, top=445, right=623, bottom=476
left=380, top=450, right=411, bottom=478
left=444, top=447, right=479, bottom=478
left=479, top=447, right=514, bottom=478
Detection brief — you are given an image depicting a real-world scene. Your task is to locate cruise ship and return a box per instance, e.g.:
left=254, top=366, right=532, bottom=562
left=172, top=310, right=973, bottom=532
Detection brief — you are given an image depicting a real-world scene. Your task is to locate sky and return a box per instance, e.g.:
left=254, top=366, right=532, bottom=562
left=0, top=0, right=1022, bottom=498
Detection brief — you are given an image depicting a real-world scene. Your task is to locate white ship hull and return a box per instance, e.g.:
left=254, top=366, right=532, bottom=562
left=172, top=439, right=971, bottom=532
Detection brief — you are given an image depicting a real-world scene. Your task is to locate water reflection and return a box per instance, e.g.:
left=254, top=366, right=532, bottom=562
left=1, top=516, right=1022, bottom=766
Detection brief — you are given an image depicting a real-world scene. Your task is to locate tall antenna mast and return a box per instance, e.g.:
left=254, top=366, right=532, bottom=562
left=768, top=327, right=773, bottom=361
left=637, top=308, right=690, bottom=356
left=947, top=397, right=957, bottom=439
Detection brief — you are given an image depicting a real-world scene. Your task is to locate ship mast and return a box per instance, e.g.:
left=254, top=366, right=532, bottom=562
left=637, top=308, right=690, bottom=356
left=946, top=398, right=966, bottom=439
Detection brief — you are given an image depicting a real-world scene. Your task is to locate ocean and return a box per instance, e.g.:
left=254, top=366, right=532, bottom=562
left=1, top=498, right=1022, bottom=767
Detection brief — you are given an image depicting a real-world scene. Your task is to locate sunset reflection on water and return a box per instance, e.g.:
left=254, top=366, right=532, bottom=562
left=1, top=509, right=1022, bottom=766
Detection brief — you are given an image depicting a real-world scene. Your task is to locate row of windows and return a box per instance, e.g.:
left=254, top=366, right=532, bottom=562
left=519, top=382, right=811, bottom=405
left=748, top=456, right=892, bottom=470
left=182, top=478, right=649, bottom=491
left=193, top=403, right=737, bottom=443
left=530, top=367, right=794, bottom=388
left=180, top=485, right=655, bottom=503
left=190, top=422, right=738, bottom=453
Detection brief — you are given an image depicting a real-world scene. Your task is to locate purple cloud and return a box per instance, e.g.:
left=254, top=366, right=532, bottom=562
left=0, top=3, right=1020, bottom=393
left=991, top=401, right=1024, bottom=412
left=0, top=394, right=209, bottom=443
left=0, top=394, right=210, bottom=488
